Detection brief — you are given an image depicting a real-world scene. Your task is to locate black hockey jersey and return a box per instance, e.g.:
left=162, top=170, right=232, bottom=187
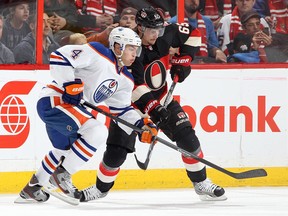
left=130, top=22, right=201, bottom=115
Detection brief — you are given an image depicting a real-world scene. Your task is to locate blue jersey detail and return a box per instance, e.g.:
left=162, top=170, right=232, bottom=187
left=50, top=51, right=73, bottom=67
left=89, top=42, right=115, bottom=62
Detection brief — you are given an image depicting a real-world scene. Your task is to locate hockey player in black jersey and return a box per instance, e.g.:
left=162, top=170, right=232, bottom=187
left=130, top=6, right=226, bottom=201
left=80, top=6, right=226, bottom=202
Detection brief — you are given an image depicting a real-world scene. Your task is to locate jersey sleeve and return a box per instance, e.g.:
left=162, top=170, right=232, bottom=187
left=49, top=43, right=96, bottom=84
left=165, top=23, right=201, bottom=58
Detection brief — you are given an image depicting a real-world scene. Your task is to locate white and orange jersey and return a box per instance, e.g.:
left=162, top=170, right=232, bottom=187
left=42, top=42, right=140, bottom=134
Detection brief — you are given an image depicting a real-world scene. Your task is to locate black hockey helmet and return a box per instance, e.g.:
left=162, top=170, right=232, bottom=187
left=136, top=6, right=164, bottom=29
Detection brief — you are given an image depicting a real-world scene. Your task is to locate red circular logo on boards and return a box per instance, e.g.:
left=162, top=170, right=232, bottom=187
left=0, top=81, right=36, bottom=148
left=0, top=96, right=29, bottom=134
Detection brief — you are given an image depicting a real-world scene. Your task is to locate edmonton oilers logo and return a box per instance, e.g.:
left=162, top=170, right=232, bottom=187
left=93, top=79, right=118, bottom=103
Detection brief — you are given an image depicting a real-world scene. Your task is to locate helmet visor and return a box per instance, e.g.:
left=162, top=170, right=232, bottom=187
left=144, top=26, right=165, bottom=38
left=136, top=46, right=142, bottom=57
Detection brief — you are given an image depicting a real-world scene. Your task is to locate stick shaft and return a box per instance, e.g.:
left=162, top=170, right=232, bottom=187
left=135, top=76, right=178, bottom=169
left=81, top=100, right=267, bottom=179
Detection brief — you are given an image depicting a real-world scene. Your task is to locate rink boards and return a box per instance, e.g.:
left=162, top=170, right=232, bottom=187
left=0, top=67, right=288, bottom=193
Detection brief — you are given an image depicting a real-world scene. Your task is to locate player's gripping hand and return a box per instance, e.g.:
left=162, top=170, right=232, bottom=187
left=62, top=79, right=84, bottom=105
left=170, top=54, right=192, bottom=83
left=135, top=118, right=158, bottom=144
left=149, top=104, right=170, bottom=125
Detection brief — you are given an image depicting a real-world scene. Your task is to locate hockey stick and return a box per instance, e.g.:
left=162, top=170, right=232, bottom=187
left=134, top=75, right=179, bottom=170
left=81, top=99, right=267, bottom=179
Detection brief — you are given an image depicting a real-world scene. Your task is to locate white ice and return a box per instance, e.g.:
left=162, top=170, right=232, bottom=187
left=2, top=187, right=288, bottom=216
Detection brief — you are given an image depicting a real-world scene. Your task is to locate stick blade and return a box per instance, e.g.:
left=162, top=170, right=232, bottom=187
left=232, top=168, right=268, bottom=179
left=134, top=154, right=148, bottom=170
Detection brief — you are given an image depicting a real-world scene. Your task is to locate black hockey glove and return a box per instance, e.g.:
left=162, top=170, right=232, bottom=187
left=149, top=104, right=170, bottom=126
left=170, top=54, right=192, bottom=83
left=62, top=79, right=84, bottom=105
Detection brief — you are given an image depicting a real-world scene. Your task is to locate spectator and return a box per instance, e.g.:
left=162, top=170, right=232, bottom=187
left=217, top=0, right=270, bottom=54
left=169, top=0, right=227, bottom=63
left=86, top=23, right=119, bottom=47
left=13, top=13, right=60, bottom=64
left=241, top=10, right=272, bottom=46
left=87, top=7, right=138, bottom=47
left=118, top=7, right=138, bottom=30
left=1, top=0, right=31, bottom=51
left=0, top=14, right=15, bottom=64
left=44, top=0, right=115, bottom=35
left=252, top=0, right=288, bottom=61
left=227, top=32, right=260, bottom=62
left=267, top=0, right=288, bottom=34
left=44, top=0, right=78, bottom=33
left=253, top=0, right=270, bottom=18
left=117, top=0, right=177, bottom=17
left=252, top=0, right=287, bottom=35
left=241, top=10, right=272, bottom=62
left=200, top=0, right=233, bottom=30
left=75, top=0, right=116, bottom=34
left=60, top=32, right=87, bottom=46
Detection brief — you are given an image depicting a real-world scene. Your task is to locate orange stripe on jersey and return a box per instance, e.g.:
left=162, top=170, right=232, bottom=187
left=50, top=54, right=64, bottom=60
left=60, top=104, right=91, bottom=125
left=47, top=84, right=64, bottom=94
left=44, top=155, right=56, bottom=170
left=75, top=140, right=93, bottom=157
left=182, top=151, right=204, bottom=164
left=99, top=162, right=120, bottom=176
left=53, top=96, right=61, bottom=106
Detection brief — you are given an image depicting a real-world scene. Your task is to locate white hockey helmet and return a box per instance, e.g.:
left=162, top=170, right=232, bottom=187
left=109, top=27, right=142, bottom=57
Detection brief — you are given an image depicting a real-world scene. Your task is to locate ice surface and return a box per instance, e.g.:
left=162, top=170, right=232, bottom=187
left=2, top=187, right=288, bottom=216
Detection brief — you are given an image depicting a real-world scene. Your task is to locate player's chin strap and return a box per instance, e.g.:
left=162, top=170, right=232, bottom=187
left=134, top=75, right=179, bottom=170
left=80, top=99, right=268, bottom=180
left=116, top=54, right=125, bottom=67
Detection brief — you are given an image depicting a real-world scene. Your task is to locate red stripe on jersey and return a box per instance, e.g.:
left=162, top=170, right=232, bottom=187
left=99, top=162, right=120, bottom=177
left=182, top=151, right=204, bottom=164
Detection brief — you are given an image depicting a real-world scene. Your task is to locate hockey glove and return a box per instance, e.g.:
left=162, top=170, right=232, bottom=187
left=135, top=118, right=158, bottom=144
left=170, top=54, right=192, bottom=83
left=149, top=104, right=170, bottom=126
left=62, top=79, right=84, bottom=105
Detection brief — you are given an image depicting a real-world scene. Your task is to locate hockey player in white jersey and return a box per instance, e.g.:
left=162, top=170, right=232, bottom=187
left=15, top=27, right=158, bottom=204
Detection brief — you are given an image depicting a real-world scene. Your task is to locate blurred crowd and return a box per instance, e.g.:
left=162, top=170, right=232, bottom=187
left=0, top=0, right=287, bottom=64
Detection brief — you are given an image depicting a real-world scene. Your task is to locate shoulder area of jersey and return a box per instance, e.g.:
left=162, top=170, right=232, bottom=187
left=86, top=42, right=111, bottom=56
left=88, top=41, right=107, bottom=50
